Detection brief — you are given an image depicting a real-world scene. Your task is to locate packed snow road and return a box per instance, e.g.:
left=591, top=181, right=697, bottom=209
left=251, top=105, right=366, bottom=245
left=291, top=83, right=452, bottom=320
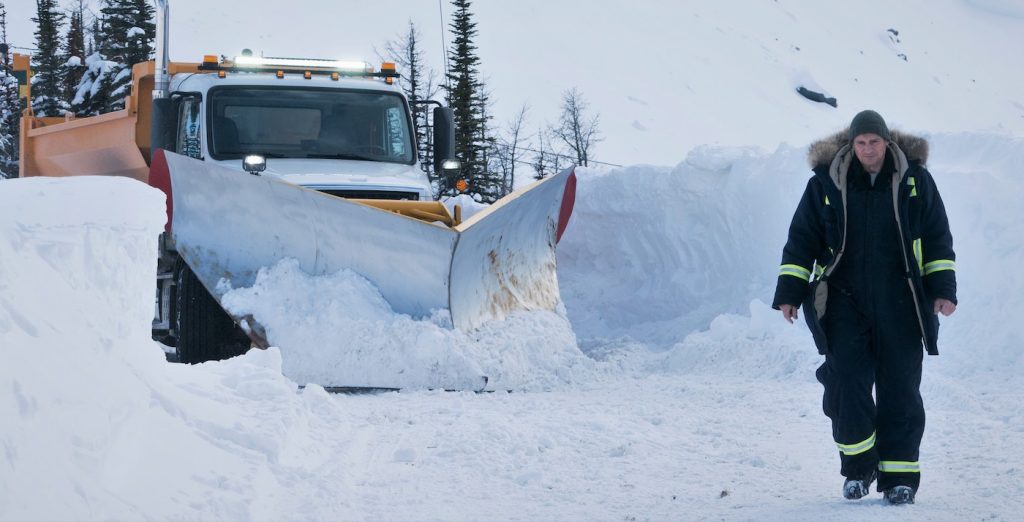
left=2, top=132, right=1023, bottom=520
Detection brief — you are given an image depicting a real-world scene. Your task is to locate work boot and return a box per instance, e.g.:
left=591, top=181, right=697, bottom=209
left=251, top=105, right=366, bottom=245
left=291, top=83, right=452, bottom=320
left=883, top=485, right=916, bottom=505
left=842, top=470, right=876, bottom=500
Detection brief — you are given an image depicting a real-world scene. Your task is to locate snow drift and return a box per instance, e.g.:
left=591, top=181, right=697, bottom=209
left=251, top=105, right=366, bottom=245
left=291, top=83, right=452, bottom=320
left=0, top=178, right=350, bottom=519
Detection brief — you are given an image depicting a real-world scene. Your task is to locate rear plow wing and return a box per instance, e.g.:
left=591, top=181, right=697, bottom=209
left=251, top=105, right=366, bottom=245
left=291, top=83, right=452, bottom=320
left=149, top=150, right=577, bottom=345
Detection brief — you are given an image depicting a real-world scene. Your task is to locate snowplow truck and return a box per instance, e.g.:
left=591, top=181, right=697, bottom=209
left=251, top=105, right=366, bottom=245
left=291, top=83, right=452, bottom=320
left=19, top=1, right=577, bottom=367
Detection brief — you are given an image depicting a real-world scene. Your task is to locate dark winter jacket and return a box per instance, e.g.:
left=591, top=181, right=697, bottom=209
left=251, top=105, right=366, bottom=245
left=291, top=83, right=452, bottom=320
left=772, top=130, right=957, bottom=355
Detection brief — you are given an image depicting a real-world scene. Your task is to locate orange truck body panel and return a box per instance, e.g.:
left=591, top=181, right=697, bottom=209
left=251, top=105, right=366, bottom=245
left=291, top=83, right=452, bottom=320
left=19, top=61, right=200, bottom=182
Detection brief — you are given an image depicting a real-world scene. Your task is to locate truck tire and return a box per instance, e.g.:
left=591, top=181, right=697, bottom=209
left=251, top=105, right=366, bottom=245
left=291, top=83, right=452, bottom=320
left=174, top=260, right=250, bottom=364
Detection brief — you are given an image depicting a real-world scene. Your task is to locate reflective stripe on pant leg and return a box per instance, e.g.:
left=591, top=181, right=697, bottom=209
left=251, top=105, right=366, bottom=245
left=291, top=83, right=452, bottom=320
left=837, top=432, right=876, bottom=456
left=879, top=460, right=920, bottom=473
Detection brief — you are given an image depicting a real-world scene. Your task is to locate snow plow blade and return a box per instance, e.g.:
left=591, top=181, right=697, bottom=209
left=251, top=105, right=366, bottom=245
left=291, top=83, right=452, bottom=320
left=150, top=151, right=576, bottom=345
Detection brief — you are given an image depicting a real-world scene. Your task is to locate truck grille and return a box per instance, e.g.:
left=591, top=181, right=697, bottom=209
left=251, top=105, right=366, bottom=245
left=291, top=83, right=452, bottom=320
left=317, top=190, right=419, bottom=201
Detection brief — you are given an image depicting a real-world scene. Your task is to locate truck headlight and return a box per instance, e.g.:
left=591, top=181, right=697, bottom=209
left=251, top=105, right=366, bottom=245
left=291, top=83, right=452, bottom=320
left=243, top=155, right=267, bottom=175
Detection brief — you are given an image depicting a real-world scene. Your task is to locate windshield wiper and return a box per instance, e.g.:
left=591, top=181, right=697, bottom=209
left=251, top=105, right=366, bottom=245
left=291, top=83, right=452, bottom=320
left=305, top=153, right=379, bottom=161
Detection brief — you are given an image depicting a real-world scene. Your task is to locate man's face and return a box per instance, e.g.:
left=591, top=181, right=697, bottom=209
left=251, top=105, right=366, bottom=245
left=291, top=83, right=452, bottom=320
left=853, top=133, right=888, bottom=172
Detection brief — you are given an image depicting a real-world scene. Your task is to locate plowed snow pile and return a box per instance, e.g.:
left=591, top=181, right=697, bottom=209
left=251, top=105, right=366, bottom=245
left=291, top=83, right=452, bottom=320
left=220, top=260, right=591, bottom=390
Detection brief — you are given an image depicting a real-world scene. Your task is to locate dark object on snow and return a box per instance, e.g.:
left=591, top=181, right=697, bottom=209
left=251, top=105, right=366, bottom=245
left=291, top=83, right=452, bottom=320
left=796, top=86, right=838, bottom=108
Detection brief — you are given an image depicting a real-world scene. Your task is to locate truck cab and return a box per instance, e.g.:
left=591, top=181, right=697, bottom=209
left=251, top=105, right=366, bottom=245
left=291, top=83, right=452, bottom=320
left=169, top=55, right=434, bottom=201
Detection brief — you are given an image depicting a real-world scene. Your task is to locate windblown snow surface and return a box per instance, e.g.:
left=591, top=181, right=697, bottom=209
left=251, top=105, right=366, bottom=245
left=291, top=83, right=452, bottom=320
left=2, top=132, right=1023, bottom=521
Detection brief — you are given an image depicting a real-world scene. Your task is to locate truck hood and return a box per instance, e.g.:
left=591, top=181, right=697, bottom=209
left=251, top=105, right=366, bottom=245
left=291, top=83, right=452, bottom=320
left=210, top=158, right=431, bottom=195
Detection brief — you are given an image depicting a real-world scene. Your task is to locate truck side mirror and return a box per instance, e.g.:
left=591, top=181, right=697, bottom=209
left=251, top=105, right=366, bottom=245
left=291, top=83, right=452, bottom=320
left=433, top=107, right=457, bottom=173
left=150, top=97, right=177, bottom=161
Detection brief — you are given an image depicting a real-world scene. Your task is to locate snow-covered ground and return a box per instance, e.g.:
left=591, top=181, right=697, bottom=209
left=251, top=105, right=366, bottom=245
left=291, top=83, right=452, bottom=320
left=3, top=130, right=1023, bottom=520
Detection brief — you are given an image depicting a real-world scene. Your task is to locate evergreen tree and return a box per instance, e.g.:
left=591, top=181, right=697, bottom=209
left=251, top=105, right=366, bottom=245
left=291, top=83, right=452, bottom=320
left=62, top=1, right=86, bottom=103
left=0, top=66, right=17, bottom=178
left=381, top=20, right=440, bottom=187
left=30, top=0, right=68, bottom=117
left=88, top=16, right=100, bottom=55
left=73, top=0, right=154, bottom=115
left=100, top=0, right=155, bottom=69
left=0, top=2, right=22, bottom=179
left=474, top=83, right=503, bottom=199
left=444, top=0, right=497, bottom=202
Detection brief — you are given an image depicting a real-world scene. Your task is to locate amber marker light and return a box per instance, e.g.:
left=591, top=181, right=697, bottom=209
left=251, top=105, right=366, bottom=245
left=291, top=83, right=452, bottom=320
left=276, top=70, right=284, bottom=79
left=381, top=62, right=396, bottom=85
left=202, top=54, right=218, bottom=65
left=303, top=71, right=312, bottom=79
left=456, top=179, right=469, bottom=192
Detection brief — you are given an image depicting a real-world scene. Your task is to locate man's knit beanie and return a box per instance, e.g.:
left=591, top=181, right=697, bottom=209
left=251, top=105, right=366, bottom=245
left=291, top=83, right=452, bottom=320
left=849, top=110, right=891, bottom=141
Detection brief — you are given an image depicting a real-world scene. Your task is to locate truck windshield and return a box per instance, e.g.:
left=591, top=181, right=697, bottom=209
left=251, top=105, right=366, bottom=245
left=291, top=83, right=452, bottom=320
left=207, top=87, right=415, bottom=164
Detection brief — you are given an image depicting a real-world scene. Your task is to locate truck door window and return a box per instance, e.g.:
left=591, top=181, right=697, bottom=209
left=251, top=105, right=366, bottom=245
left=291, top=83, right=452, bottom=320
left=386, top=106, right=409, bottom=158
left=177, top=97, right=202, bottom=159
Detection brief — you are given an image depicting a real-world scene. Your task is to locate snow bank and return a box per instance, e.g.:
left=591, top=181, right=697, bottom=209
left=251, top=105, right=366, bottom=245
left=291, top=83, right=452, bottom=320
left=918, top=133, right=1024, bottom=387
left=557, top=132, right=1024, bottom=388
left=557, top=145, right=806, bottom=347
left=0, top=178, right=356, bottom=520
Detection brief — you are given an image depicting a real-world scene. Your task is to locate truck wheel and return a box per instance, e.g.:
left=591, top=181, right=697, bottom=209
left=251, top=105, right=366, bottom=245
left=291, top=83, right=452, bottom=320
left=174, top=260, right=250, bottom=364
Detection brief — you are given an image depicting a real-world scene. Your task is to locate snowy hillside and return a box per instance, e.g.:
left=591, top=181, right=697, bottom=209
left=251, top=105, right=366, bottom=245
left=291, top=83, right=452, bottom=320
left=7, top=0, right=1024, bottom=165
left=3, top=131, right=1023, bottom=520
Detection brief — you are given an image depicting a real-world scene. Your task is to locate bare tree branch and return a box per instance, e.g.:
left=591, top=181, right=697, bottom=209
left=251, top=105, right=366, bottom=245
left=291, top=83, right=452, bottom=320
left=493, top=103, right=528, bottom=192
left=552, top=87, right=601, bottom=167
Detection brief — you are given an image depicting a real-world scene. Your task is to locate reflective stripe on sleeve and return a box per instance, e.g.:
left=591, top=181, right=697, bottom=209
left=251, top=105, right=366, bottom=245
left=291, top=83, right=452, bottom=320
left=836, top=432, right=876, bottom=456
left=879, top=460, right=920, bottom=473
left=779, top=264, right=811, bottom=282
left=923, top=259, right=956, bottom=275
left=908, top=177, right=917, bottom=197
left=913, top=238, right=923, bottom=272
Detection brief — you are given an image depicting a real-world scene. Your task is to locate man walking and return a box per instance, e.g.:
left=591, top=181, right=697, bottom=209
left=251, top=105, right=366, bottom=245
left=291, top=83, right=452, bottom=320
left=772, top=110, right=957, bottom=505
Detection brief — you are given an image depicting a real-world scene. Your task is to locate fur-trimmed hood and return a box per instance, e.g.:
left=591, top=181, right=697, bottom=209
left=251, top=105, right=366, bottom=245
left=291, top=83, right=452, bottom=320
left=807, top=129, right=929, bottom=169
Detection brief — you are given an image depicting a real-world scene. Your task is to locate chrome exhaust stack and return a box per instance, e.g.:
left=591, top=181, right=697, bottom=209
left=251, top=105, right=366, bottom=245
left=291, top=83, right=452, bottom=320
left=153, top=0, right=170, bottom=99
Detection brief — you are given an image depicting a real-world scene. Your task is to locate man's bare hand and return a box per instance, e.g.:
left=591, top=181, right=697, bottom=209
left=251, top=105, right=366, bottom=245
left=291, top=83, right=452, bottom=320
left=934, top=298, right=956, bottom=316
left=780, top=304, right=799, bottom=324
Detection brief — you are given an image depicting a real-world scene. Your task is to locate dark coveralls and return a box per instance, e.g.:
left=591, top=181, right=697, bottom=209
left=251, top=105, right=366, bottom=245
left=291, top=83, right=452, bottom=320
left=773, top=137, right=957, bottom=493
